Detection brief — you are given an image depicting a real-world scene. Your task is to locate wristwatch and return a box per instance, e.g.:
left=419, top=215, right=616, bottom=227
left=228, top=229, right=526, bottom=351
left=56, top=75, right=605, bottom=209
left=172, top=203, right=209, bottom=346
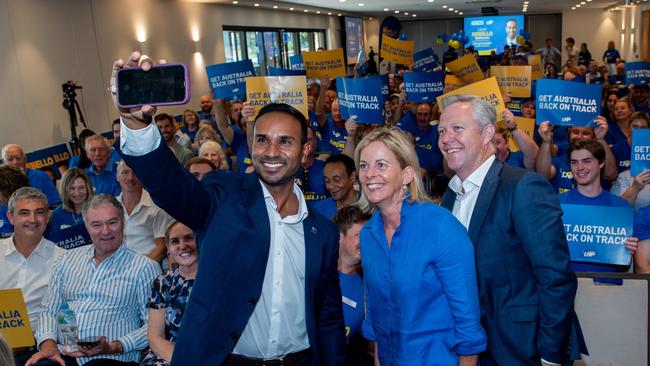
left=113, top=340, right=124, bottom=354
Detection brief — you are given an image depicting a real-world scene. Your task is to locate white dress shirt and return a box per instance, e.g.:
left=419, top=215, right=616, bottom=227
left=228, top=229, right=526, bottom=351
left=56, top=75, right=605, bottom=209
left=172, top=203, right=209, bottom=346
left=117, top=190, right=172, bottom=256
left=120, top=119, right=311, bottom=359
left=448, top=155, right=495, bottom=229
left=0, top=236, right=65, bottom=331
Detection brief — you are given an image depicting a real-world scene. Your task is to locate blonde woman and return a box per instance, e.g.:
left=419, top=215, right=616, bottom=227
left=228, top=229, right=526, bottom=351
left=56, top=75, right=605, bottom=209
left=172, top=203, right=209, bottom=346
left=198, top=141, right=229, bottom=171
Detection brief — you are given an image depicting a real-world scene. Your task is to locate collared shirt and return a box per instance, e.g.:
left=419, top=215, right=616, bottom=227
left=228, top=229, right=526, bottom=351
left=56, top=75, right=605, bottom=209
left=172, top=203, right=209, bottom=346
left=116, top=190, right=171, bottom=256
left=0, top=237, right=65, bottom=331
left=36, top=244, right=161, bottom=364
left=232, top=181, right=310, bottom=359
left=85, top=164, right=120, bottom=196
left=449, top=155, right=496, bottom=229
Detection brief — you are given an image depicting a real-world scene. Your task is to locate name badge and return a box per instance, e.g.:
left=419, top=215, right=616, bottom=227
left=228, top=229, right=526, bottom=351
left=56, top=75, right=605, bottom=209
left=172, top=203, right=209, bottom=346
left=342, top=296, right=357, bottom=309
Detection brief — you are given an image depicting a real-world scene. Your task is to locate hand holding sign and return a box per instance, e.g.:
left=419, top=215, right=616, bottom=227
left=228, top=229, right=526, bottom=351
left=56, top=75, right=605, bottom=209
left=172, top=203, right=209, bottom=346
left=593, top=115, right=608, bottom=141
left=537, top=121, right=554, bottom=144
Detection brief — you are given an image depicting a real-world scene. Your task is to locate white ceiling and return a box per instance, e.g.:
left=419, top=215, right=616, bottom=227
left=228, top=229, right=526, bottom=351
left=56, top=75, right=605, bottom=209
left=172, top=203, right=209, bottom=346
left=194, top=0, right=628, bottom=18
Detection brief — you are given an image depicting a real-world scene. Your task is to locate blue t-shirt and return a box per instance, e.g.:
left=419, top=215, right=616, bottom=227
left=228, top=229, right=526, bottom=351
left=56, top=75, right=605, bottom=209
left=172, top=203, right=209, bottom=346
left=505, top=151, right=526, bottom=169
left=309, top=111, right=324, bottom=152
left=0, top=204, right=12, bottom=239
left=339, top=272, right=364, bottom=341
left=634, top=205, right=650, bottom=241
left=313, top=197, right=337, bottom=220
left=611, top=140, right=631, bottom=173
left=413, top=126, right=443, bottom=175
left=603, top=49, right=621, bottom=64
left=551, top=154, right=574, bottom=194
left=85, top=165, right=120, bottom=196
left=321, top=115, right=348, bottom=155
left=180, top=126, right=198, bottom=143
left=605, top=121, right=628, bottom=146
left=48, top=205, right=84, bottom=232
left=231, top=130, right=252, bottom=173
left=26, top=169, right=61, bottom=206
left=396, top=110, right=417, bottom=135
left=559, top=189, right=631, bottom=277
left=296, top=159, right=327, bottom=202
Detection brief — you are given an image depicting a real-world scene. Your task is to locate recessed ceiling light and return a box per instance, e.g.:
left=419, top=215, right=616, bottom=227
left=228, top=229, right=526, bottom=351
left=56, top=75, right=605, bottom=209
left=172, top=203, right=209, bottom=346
left=273, top=5, right=278, bottom=8
left=449, top=7, right=454, bottom=10
left=459, top=11, right=463, bottom=14
left=232, top=0, right=238, bottom=3
left=290, top=7, right=294, bottom=10
left=316, top=10, right=321, bottom=13
left=571, top=6, right=576, bottom=8
left=428, top=0, right=434, bottom=2
left=580, top=1, right=585, bottom=4
left=304, top=9, right=308, bottom=12
left=328, top=12, right=332, bottom=15
left=442, top=5, right=447, bottom=8
left=404, top=12, right=409, bottom=15
left=576, top=4, right=581, bottom=7
left=384, top=8, right=389, bottom=11
left=454, top=9, right=458, bottom=12
left=358, top=2, right=364, bottom=6
left=254, top=3, right=259, bottom=6
left=524, top=1, right=529, bottom=3
left=412, top=14, right=417, bottom=17
left=339, top=0, right=346, bottom=2
left=338, top=13, right=342, bottom=16
left=523, top=8, right=527, bottom=11
left=395, top=10, right=400, bottom=13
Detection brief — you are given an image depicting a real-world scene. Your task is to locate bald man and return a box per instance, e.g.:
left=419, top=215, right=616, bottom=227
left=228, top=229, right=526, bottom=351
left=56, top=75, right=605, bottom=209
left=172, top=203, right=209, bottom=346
left=2, top=144, right=61, bottom=207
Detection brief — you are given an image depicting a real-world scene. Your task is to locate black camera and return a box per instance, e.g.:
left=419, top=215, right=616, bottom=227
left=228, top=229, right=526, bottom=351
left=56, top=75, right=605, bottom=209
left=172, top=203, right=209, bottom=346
left=62, top=81, right=82, bottom=96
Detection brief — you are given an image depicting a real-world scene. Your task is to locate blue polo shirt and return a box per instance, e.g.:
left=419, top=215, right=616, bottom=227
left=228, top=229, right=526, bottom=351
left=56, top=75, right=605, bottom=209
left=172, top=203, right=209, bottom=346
left=505, top=151, right=526, bottom=169
left=339, top=272, right=364, bottom=340
left=313, top=197, right=337, bottom=220
left=0, top=204, right=12, bottom=239
left=551, top=154, right=574, bottom=194
left=85, top=164, right=120, bottom=196
left=231, top=130, right=252, bottom=173
left=611, top=140, right=631, bottom=173
left=413, top=126, right=443, bottom=175
left=296, top=159, right=327, bottom=202
left=26, top=169, right=61, bottom=206
left=634, top=205, right=650, bottom=241
left=396, top=110, right=417, bottom=135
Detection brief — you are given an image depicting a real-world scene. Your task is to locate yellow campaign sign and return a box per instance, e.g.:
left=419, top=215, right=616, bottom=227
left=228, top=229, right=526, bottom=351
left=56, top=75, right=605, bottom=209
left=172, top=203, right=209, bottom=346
left=490, top=66, right=532, bottom=98
left=437, top=77, right=506, bottom=121
left=246, top=76, right=309, bottom=119
left=528, top=54, right=544, bottom=80
left=444, top=75, right=466, bottom=93
left=0, top=289, right=34, bottom=348
left=497, top=117, right=536, bottom=152
left=446, top=54, right=485, bottom=84
left=302, top=49, right=346, bottom=79
left=380, top=36, right=414, bottom=65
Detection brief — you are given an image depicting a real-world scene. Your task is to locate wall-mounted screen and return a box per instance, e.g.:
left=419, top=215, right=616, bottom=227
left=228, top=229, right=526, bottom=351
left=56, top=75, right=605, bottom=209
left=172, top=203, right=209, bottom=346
left=344, top=16, right=364, bottom=64
left=464, top=15, right=525, bottom=56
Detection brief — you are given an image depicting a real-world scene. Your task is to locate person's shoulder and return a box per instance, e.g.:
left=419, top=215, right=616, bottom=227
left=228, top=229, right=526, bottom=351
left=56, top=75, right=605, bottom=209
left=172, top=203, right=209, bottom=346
left=122, top=246, right=161, bottom=270
left=41, top=238, right=66, bottom=256
left=607, top=191, right=632, bottom=208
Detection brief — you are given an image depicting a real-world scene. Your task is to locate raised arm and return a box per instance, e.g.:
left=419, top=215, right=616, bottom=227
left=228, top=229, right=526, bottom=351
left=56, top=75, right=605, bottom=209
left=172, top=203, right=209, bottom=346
left=315, top=76, right=331, bottom=128
left=535, top=121, right=557, bottom=180
left=503, top=110, right=538, bottom=170
left=594, top=116, right=618, bottom=181
left=213, top=99, right=235, bottom=145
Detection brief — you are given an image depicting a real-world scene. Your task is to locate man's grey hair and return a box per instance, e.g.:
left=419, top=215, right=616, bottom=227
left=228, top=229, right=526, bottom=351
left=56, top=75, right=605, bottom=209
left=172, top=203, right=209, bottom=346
left=440, top=94, right=496, bottom=128
left=1, top=144, right=24, bottom=163
left=7, top=187, right=48, bottom=214
left=81, top=194, right=125, bottom=224
left=84, top=135, right=108, bottom=152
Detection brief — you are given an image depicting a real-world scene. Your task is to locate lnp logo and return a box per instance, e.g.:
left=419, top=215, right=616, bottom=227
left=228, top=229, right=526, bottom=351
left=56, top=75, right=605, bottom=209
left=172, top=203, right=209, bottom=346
left=311, top=226, right=317, bottom=234
left=583, top=250, right=596, bottom=258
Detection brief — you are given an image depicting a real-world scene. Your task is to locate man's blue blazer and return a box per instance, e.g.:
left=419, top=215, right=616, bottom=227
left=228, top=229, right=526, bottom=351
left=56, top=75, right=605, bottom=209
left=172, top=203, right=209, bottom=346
left=120, top=140, right=346, bottom=366
left=442, top=159, right=585, bottom=365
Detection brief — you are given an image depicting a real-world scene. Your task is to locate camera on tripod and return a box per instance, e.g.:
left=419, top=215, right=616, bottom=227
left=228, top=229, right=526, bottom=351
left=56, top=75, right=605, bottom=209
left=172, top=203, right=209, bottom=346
left=61, top=80, right=86, bottom=151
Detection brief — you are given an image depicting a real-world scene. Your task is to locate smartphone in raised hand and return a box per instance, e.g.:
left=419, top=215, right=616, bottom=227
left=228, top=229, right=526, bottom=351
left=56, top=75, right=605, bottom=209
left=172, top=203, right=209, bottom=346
left=116, top=64, right=190, bottom=108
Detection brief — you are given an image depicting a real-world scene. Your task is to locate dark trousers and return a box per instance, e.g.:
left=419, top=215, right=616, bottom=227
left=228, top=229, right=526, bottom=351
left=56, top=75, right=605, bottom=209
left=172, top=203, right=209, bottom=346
left=14, top=348, right=136, bottom=366
left=221, top=353, right=312, bottom=366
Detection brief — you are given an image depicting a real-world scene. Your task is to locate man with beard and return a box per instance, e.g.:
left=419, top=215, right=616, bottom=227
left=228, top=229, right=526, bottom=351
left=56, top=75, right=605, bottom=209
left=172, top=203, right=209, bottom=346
left=154, top=113, right=193, bottom=166
left=112, top=48, right=344, bottom=366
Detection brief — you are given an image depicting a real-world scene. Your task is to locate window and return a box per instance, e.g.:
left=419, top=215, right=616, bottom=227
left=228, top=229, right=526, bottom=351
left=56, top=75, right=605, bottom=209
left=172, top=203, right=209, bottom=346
left=223, top=27, right=326, bottom=75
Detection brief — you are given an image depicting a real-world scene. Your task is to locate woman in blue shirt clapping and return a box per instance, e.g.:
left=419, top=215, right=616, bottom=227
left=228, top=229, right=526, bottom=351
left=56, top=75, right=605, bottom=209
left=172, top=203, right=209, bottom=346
left=355, top=128, right=486, bottom=366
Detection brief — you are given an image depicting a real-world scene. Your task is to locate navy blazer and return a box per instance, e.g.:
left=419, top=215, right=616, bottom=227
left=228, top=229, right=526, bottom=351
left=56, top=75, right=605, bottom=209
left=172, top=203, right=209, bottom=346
left=442, top=159, right=583, bottom=365
left=119, top=139, right=346, bottom=366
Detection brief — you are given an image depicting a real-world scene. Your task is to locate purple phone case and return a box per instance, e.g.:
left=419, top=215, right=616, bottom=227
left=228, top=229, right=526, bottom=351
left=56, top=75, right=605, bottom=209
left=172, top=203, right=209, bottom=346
left=116, top=63, right=190, bottom=109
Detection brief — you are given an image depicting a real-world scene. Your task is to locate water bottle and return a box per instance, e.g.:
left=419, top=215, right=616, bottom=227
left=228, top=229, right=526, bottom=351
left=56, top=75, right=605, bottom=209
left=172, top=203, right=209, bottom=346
left=57, top=303, right=78, bottom=353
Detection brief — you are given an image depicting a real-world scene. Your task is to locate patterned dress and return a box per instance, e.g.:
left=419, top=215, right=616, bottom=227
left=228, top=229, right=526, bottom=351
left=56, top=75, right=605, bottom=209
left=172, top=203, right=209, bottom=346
left=141, top=269, right=194, bottom=366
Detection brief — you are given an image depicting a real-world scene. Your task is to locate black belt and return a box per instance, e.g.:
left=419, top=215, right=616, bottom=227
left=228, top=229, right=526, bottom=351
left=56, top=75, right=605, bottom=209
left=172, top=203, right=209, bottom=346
left=224, top=348, right=310, bottom=366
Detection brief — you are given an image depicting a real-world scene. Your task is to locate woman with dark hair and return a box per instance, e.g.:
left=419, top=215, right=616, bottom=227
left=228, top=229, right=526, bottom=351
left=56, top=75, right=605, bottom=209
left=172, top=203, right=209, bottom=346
left=578, top=43, right=591, bottom=67
left=67, top=128, right=97, bottom=169
left=545, top=63, right=559, bottom=78
left=48, top=168, right=94, bottom=231
left=607, top=98, right=634, bottom=145
left=602, top=89, right=619, bottom=124
left=0, top=164, right=29, bottom=238
left=142, top=221, right=198, bottom=366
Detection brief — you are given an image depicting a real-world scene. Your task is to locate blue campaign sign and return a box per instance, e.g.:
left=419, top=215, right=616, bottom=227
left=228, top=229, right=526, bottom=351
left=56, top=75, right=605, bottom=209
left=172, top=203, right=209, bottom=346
left=535, top=79, right=602, bottom=126
left=289, top=55, right=305, bottom=70
left=206, top=60, right=255, bottom=100
left=25, top=143, right=72, bottom=179
left=625, top=61, right=650, bottom=85
left=413, top=48, right=438, bottom=72
left=336, top=76, right=384, bottom=124
left=380, top=74, right=389, bottom=102
left=45, top=224, right=92, bottom=250
left=561, top=204, right=633, bottom=266
left=631, top=129, right=650, bottom=176
left=403, top=71, right=445, bottom=102
left=464, top=15, right=524, bottom=56
left=267, top=67, right=307, bottom=76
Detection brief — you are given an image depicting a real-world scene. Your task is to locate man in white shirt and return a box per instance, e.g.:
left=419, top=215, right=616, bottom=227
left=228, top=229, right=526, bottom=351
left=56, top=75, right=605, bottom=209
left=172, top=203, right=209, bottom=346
left=438, top=94, right=584, bottom=366
left=0, top=187, right=65, bottom=365
left=115, top=160, right=171, bottom=262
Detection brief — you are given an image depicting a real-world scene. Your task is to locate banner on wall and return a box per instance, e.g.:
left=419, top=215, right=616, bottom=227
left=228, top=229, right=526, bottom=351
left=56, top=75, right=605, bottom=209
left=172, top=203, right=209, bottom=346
left=302, top=49, right=347, bottom=79
left=631, top=129, right=650, bottom=176
left=446, top=54, right=485, bottom=84
left=535, top=79, right=602, bottom=126
left=561, top=204, right=633, bottom=266
left=490, top=65, right=532, bottom=98
left=246, top=76, right=309, bottom=118
left=437, top=77, right=505, bottom=120
left=380, top=36, right=414, bottom=65
left=336, top=76, right=384, bottom=124
left=206, top=60, right=255, bottom=101
left=403, top=71, right=445, bottom=102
